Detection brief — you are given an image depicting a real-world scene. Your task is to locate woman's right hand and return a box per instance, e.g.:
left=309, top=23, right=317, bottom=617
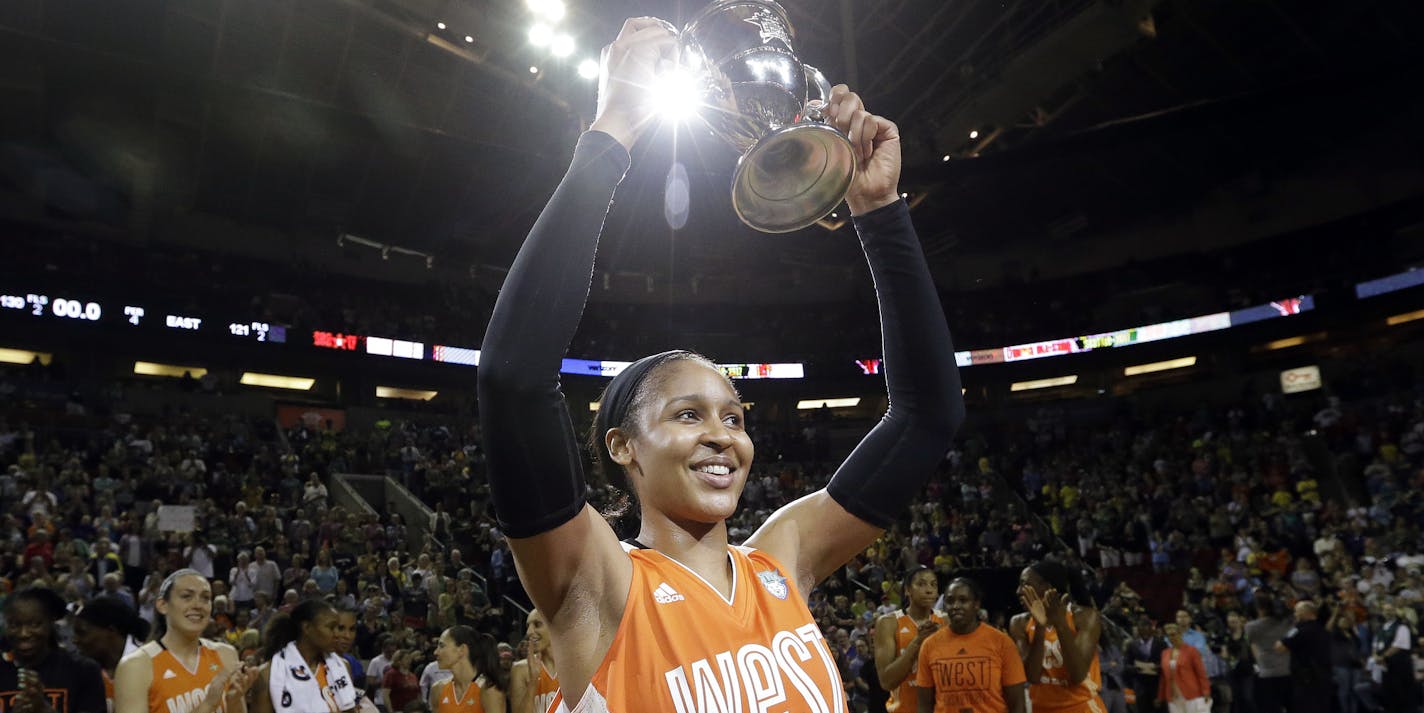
left=1019, top=585, right=1050, bottom=627
left=590, top=17, right=678, bottom=152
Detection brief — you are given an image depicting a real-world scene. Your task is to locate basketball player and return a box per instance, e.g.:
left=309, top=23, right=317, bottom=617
left=916, top=578, right=1026, bottom=713
left=430, top=627, right=505, bottom=713
left=1009, top=561, right=1106, bottom=713
left=114, top=569, right=259, bottom=713
left=509, top=610, right=560, bottom=713
left=875, top=567, right=945, bottom=712
left=250, top=600, right=359, bottom=713
left=73, top=595, right=149, bottom=712
left=476, top=15, right=964, bottom=713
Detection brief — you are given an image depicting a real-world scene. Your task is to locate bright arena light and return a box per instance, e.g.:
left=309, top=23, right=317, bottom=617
left=648, top=66, right=701, bottom=121
left=550, top=33, right=574, bottom=58
left=577, top=59, right=599, bottom=79
left=528, top=23, right=553, bottom=47
left=436, top=22, right=446, bottom=30
left=529, top=66, right=540, bottom=74
left=526, top=0, right=565, bottom=21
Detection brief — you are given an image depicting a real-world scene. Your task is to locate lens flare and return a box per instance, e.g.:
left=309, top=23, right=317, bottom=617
left=647, top=67, right=701, bottom=122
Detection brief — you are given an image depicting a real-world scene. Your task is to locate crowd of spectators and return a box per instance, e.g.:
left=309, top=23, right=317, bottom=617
left=4, top=345, right=1424, bottom=712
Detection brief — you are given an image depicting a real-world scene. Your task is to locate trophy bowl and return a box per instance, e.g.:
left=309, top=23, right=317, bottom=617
left=680, top=0, right=856, bottom=233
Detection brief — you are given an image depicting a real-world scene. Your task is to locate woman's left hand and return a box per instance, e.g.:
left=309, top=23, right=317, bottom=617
left=826, top=85, right=901, bottom=216
left=223, top=664, right=261, bottom=703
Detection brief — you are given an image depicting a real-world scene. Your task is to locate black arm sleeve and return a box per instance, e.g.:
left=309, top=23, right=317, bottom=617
left=476, top=131, right=630, bottom=538
left=825, top=199, right=965, bottom=528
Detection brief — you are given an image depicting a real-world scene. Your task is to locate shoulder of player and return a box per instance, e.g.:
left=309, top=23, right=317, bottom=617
left=1008, top=613, right=1030, bottom=635
left=509, top=659, right=531, bottom=682
left=115, top=645, right=156, bottom=688
left=1068, top=604, right=1101, bottom=628
left=126, top=641, right=161, bottom=666
left=919, top=626, right=950, bottom=649
left=201, top=639, right=242, bottom=664
left=430, top=678, right=447, bottom=700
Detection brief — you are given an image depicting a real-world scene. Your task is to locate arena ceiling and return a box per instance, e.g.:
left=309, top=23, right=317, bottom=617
left=0, top=0, right=1420, bottom=302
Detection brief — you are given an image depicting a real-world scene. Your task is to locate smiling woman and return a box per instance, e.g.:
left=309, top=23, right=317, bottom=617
left=114, top=569, right=258, bottom=713
left=475, top=14, right=964, bottom=713
left=0, top=587, right=106, bottom=713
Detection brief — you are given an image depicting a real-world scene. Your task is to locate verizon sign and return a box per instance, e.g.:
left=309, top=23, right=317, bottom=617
left=1281, top=365, right=1323, bottom=394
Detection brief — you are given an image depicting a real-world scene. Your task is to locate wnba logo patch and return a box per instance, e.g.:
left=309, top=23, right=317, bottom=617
left=758, top=570, right=789, bottom=600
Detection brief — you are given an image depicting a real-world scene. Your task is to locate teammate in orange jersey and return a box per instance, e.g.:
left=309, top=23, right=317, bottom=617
left=509, top=610, right=560, bottom=713
left=476, top=13, right=964, bottom=713
left=916, top=578, right=1026, bottom=713
left=430, top=627, right=505, bottom=713
left=114, top=569, right=259, bottom=713
left=1009, top=561, right=1106, bottom=713
left=876, top=567, right=945, bottom=712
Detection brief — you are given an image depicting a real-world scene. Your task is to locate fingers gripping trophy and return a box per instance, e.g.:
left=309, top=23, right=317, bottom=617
left=654, top=0, right=858, bottom=233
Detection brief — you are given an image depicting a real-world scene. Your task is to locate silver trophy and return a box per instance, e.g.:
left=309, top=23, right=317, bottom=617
left=680, top=0, right=856, bottom=233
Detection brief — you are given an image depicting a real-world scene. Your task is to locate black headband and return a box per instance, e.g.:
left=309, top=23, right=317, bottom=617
left=595, top=350, right=692, bottom=453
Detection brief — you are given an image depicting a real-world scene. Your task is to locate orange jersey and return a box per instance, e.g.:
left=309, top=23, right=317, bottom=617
left=530, top=660, right=559, bottom=713
left=1024, top=613, right=1105, bottom=713
left=885, top=610, right=946, bottom=712
left=569, top=544, right=845, bottom=713
left=140, top=640, right=227, bottom=713
left=915, top=624, right=1026, bottom=713
left=434, top=678, right=489, bottom=713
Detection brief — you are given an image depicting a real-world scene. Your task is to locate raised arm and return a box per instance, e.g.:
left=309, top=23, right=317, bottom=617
left=748, top=86, right=965, bottom=590
left=508, top=661, right=533, bottom=713
left=476, top=18, right=675, bottom=619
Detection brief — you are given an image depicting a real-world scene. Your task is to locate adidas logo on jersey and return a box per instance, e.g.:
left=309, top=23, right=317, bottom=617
left=900, top=627, right=912, bottom=634
left=163, top=669, right=179, bottom=679
left=654, top=582, right=685, bottom=604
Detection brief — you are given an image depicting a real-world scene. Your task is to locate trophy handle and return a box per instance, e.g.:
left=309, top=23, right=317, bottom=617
left=802, top=64, right=834, bottom=122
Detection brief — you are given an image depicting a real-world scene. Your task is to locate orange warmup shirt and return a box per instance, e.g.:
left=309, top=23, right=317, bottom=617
left=916, top=624, right=1025, bottom=713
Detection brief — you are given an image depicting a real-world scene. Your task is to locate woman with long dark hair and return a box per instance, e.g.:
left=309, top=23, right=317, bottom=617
left=114, top=569, right=258, bottom=713
left=251, top=600, right=359, bottom=713
left=430, top=626, right=505, bottom=713
left=1010, top=560, right=1106, bottom=713
left=474, top=14, right=964, bottom=712
left=1, top=587, right=107, bottom=713
left=73, top=595, right=150, bottom=711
